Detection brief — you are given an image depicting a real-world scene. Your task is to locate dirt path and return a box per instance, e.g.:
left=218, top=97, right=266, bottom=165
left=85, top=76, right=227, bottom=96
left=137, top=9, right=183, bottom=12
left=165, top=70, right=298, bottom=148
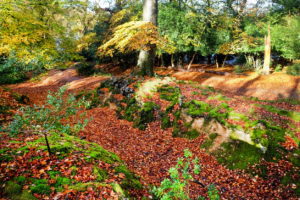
left=6, top=69, right=298, bottom=199
left=155, top=65, right=300, bottom=101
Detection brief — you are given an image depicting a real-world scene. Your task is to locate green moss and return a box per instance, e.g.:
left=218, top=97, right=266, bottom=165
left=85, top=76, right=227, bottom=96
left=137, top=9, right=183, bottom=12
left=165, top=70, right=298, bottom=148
left=16, top=191, right=37, bottom=200
left=188, top=81, right=197, bottom=85
left=184, top=100, right=210, bottom=117
left=17, top=191, right=38, bottom=200
left=201, top=85, right=215, bottom=94
left=49, top=176, right=73, bottom=192
left=207, top=93, right=230, bottom=101
left=229, top=112, right=248, bottom=122
left=281, top=172, right=300, bottom=196
left=119, top=97, right=139, bottom=122
left=32, top=178, right=48, bottom=185
left=160, top=112, right=171, bottom=130
left=4, top=180, right=37, bottom=200
left=70, top=166, right=77, bottom=176
left=172, top=110, right=181, bottom=137
left=201, top=133, right=218, bottom=149
left=245, top=95, right=300, bottom=105
left=192, top=91, right=201, bottom=95
left=28, top=155, right=42, bottom=162
left=250, top=120, right=285, bottom=161
left=112, top=183, right=125, bottom=197
left=29, top=133, right=120, bottom=164
left=14, top=176, right=26, bottom=185
left=176, top=80, right=186, bottom=84
left=19, top=145, right=30, bottom=152
left=183, top=100, right=231, bottom=126
left=134, top=102, right=159, bottom=130
left=48, top=171, right=60, bottom=179
left=166, top=100, right=177, bottom=113
left=0, top=148, right=13, bottom=161
left=31, top=184, right=51, bottom=195
left=93, top=166, right=108, bottom=182
left=259, top=104, right=300, bottom=122
left=5, top=181, right=22, bottom=196
left=185, top=129, right=200, bottom=139
left=214, top=140, right=264, bottom=170
left=54, top=177, right=72, bottom=187
left=115, top=165, right=142, bottom=190
left=115, top=165, right=132, bottom=177
left=157, top=86, right=180, bottom=102
left=250, top=128, right=268, bottom=147
left=69, top=182, right=107, bottom=192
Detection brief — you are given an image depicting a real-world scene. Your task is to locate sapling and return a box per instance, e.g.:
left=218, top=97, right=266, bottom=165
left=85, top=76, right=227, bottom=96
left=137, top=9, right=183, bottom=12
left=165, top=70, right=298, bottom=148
left=153, top=148, right=220, bottom=200
left=5, top=85, right=90, bottom=155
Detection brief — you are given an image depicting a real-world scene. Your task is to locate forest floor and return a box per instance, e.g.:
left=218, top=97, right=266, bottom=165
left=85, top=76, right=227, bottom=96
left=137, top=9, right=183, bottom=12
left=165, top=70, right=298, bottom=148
left=1, top=65, right=300, bottom=199
left=97, top=63, right=300, bottom=101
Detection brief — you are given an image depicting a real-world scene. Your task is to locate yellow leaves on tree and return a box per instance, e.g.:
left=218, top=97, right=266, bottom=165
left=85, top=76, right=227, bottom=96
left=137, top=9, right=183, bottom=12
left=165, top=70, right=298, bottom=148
left=77, top=33, right=97, bottom=52
left=98, top=21, right=176, bottom=57
left=218, top=29, right=255, bottom=55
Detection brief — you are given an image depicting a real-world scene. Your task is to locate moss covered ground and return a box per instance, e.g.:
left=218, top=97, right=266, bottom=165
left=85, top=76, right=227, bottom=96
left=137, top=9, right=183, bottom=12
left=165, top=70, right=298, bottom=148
left=0, top=132, right=146, bottom=199
left=96, top=76, right=300, bottom=196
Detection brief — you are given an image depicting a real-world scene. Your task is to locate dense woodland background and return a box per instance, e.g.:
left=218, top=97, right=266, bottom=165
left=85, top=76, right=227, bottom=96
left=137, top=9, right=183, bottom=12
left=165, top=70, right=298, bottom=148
left=0, top=0, right=299, bottom=82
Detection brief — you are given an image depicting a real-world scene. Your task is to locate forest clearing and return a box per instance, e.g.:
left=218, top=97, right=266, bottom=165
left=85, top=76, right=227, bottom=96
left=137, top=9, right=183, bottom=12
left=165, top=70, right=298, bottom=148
left=1, top=0, right=300, bottom=199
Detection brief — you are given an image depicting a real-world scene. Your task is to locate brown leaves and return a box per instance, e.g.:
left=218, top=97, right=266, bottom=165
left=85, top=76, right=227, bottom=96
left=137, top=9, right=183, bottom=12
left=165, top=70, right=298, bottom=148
left=0, top=88, right=21, bottom=123
left=281, top=135, right=298, bottom=150
left=2, top=68, right=299, bottom=199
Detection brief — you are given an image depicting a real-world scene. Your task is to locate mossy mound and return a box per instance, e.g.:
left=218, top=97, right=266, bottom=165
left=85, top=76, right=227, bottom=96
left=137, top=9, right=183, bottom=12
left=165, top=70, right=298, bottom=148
left=1, top=132, right=145, bottom=199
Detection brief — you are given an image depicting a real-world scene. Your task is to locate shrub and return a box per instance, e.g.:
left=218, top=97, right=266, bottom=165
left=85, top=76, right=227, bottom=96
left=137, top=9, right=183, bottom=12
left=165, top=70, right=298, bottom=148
left=4, top=85, right=90, bottom=155
left=234, top=55, right=263, bottom=74
left=274, top=64, right=282, bottom=72
left=76, top=62, right=95, bottom=76
left=286, top=63, right=300, bottom=76
left=234, top=65, right=251, bottom=73
left=153, top=149, right=220, bottom=200
left=0, top=55, right=28, bottom=84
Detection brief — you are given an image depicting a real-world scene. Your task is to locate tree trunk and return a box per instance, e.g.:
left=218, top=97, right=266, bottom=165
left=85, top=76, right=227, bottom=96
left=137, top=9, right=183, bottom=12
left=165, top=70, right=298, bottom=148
left=263, top=26, right=271, bottom=75
left=221, top=54, right=228, bottom=68
left=216, top=54, right=219, bottom=68
left=187, top=52, right=196, bottom=71
left=160, top=54, right=165, bottom=67
left=44, top=133, right=52, bottom=155
left=177, top=53, right=183, bottom=68
left=136, top=0, right=158, bottom=76
left=171, top=54, right=175, bottom=67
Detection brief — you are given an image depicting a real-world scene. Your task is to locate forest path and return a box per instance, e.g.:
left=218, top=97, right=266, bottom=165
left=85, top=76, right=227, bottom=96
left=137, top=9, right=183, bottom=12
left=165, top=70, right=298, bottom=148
left=155, top=65, right=300, bottom=101
left=6, top=68, right=298, bottom=199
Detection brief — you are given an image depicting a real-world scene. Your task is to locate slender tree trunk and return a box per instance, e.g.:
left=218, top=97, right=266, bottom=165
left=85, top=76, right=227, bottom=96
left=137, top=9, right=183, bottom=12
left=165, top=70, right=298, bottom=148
left=171, top=54, right=175, bottom=67
left=216, top=55, right=219, bottom=68
left=178, top=53, right=183, bottom=68
left=221, top=54, right=228, bottom=68
left=136, top=0, right=158, bottom=76
left=160, top=54, right=165, bottom=67
left=263, top=26, right=271, bottom=75
left=44, top=133, right=51, bottom=155
left=187, top=52, right=196, bottom=71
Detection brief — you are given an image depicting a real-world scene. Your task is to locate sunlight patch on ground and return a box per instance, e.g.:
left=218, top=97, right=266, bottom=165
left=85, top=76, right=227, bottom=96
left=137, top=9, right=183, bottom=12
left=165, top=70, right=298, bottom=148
left=135, top=77, right=174, bottom=104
